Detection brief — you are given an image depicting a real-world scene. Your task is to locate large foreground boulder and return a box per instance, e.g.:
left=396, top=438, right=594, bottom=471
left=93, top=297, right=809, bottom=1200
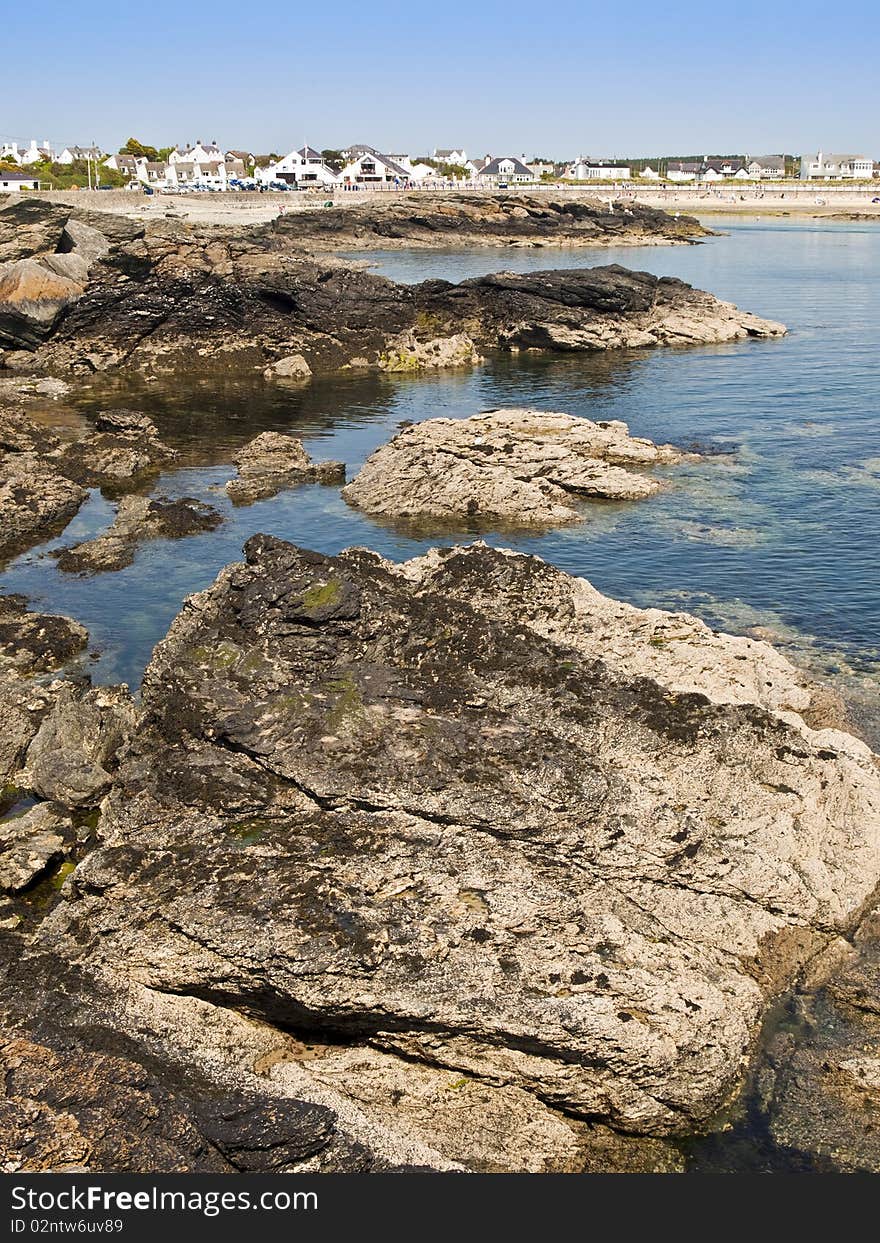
left=33, top=540, right=880, bottom=1154
left=343, top=409, right=691, bottom=525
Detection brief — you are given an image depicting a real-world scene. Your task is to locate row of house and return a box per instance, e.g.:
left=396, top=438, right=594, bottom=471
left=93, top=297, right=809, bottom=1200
left=4, top=136, right=879, bottom=188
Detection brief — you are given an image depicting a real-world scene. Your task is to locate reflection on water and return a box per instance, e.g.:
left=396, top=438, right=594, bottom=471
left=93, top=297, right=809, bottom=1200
left=1, top=219, right=877, bottom=747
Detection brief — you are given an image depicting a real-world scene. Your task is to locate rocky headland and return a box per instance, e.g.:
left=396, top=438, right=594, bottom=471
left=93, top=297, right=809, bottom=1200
left=0, top=199, right=784, bottom=378
left=1, top=539, right=878, bottom=1172
left=343, top=408, right=694, bottom=526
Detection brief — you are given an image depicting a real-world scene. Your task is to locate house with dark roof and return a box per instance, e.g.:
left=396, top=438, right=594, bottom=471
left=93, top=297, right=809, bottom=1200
left=0, top=171, right=40, bottom=191
left=566, top=158, right=631, bottom=180
left=474, top=156, right=533, bottom=184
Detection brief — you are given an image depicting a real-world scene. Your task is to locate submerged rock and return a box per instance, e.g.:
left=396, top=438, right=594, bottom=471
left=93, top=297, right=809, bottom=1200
left=55, top=494, right=222, bottom=575
left=31, top=540, right=880, bottom=1159
left=764, top=905, right=880, bottom=1172
left=224, top=432, right=345, bottom=506
left=344, top=408, right=690, bottom=526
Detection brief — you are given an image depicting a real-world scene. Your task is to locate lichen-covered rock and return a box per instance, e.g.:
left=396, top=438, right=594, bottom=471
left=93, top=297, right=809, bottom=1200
left=22, top=683, right=135, bottom=808
left=55, top=495, right=222, bottom=575
left=0, top=803, right=68, bottom=894
left=344, top=409, right=690, bottom=526
left=379, top=332, right=482, bottom=372
left=225, top=432, right=345, bottom=506
left=33, top=540, right=880, bottom=1148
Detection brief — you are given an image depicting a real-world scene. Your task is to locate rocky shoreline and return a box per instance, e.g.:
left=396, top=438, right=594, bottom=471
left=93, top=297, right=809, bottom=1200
left=2, top=195, right=877, bottom=1176
left=0, top=199, right=782, bottom=378
left=1, top=530, right=879, bottom=1172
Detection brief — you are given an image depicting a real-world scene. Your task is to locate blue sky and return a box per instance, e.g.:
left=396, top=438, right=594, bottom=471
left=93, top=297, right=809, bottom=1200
left=3, top=0, right=878, bottom=158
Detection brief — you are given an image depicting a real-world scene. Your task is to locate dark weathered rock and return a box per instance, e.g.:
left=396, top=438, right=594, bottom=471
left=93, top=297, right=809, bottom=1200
left=225, top=432, right=345, bottom=505
left=32, top=541, right=880, bottom=1155
left=0, top=595, right=88, bottom=674
left=271, top=194, right=712, bottom=251
left=0, top=200, right=783, bottom=376
left=55, top=495, right=222, bottom=575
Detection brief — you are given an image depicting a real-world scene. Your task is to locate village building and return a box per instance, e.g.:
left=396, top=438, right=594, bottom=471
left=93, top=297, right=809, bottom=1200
left=0, top=143, right=26, bottom=164
left=433, top=148, right=467, bottom=165
left=0, top=171, right=40, bottom=191
left=746, top=155, right=786, bottom=179
left=57, top=146, right=103, bottom=165
left=339, top=149, right=412, bottom=184
left=475, top=156, right=534, bottom=185
left=265, top=146, right=339, bottom=187
left=103, top=153, right=144, bottom=179
left=566, top=158, right=632, bottom=180
left=639, top=165, right=661, bottom=179
left=800, top=152, right=874, bottom=179
left=18, top=139, right=55, bottom=165
left=665, top=160, right=701, bottom=182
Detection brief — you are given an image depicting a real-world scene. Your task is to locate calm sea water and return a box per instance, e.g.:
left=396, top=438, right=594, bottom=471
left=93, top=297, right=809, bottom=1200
left=3, top=218, right=878, bottom=741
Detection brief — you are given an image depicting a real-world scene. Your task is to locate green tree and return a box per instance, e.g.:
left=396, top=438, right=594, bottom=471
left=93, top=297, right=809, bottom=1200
left=321, top=149, right=344, bottom=170
left=121, top=137, right=159, bottom=161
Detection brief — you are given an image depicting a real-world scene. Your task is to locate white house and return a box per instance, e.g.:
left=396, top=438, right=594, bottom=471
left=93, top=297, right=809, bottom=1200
left=0, top=143, right=26, bottom=164
left=386, top=154, right=434, bottom=181
left=701, top=158, right=749, bottom=180
left=103, top=153, right=146, bottom=180
left=639, top=165, right=661, bottom=180
left=746, top=155, right=786, bottom=179
left=0, top=172, right=40, bottom=192
left=169, top=140, right=224, bottom=166
left=464, top=156, right=490, bottom=177
left=57, top=146, right=103, bottom=165
left=800, top=151, right=874, bottom=180
left=266, top=146, right=339, bottom=187
left=527, top=160, right=555, bottom=179
left=567, top=159, right=631, bottom=180
left=666, top=161, right=700, bottom=182
left=339, top=150, right=412, bottom=184
left=433, top=148, right=467, bottom=165
left=475, top=156, right=534, bottom=185
left=19, top=139, right=55, bottom=165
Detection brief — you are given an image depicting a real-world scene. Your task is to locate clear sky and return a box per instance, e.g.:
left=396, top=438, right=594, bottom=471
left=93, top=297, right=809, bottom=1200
left=3, top=0, right=878, bottom=158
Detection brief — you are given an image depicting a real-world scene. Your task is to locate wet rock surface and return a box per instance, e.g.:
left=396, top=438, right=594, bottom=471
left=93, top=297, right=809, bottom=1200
left=55, top=494, right=222, bottom=575
left=0, top=452, right=87, bottom=560
left=343, top=408, right=690, bottom=526
left=225, top=432, right=345, bottom=505
left=0, top=199, right=783, bottom=376
left=28, top=540, right=880, bottom=1158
